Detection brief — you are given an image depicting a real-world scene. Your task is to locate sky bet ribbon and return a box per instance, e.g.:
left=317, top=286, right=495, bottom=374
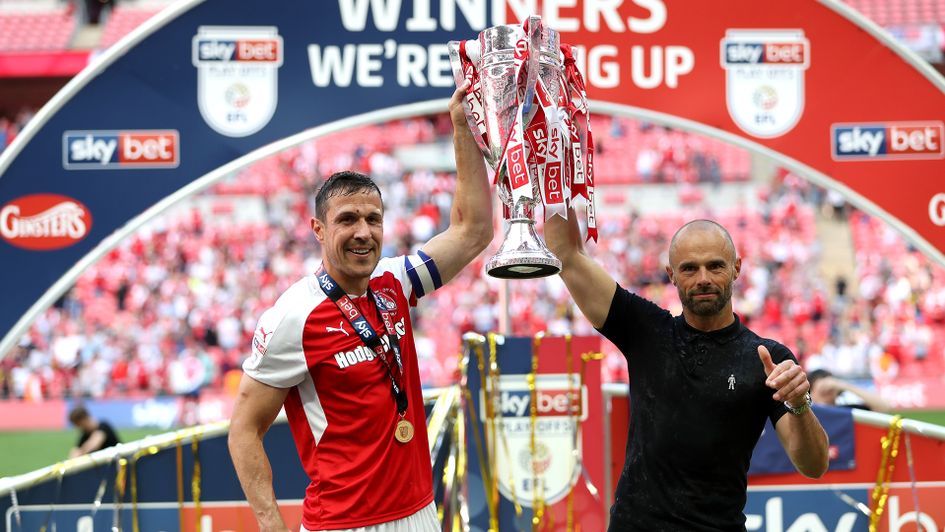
left=316, top=266, right=408, bottom=417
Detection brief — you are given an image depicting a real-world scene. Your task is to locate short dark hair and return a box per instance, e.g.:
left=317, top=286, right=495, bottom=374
left=68, top=405, right=90, bottom=424
left=314, top=171, right=383, bottom=221
left=808, top=369, right=833, bottom=389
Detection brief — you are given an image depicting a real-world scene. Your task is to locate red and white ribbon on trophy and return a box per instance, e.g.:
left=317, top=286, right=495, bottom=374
left=450, top=18, right=598, bottom=241
left=561, top=44, right=598, bottom=242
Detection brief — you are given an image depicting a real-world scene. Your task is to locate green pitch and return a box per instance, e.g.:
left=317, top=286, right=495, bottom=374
left=897, top=410, right=945, bottom=426
left=0, top=427, right=159, bottom=478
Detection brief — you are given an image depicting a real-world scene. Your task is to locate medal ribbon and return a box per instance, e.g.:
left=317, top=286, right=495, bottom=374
left=316, top=267, right=408, bottom=414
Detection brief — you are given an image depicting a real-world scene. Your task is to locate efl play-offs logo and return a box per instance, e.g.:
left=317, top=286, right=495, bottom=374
left=192, top=27, right=284, bottom=138
left=720, top=29, right=810, bottom=139
left=62, top=130, right=180, bottom=169
left=0, top=193, right=92, bottom=250
left=831, top=122, right=944, bottom=160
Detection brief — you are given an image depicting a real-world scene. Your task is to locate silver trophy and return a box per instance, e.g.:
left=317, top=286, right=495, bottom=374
left=449, top=17, right=566, bottom=279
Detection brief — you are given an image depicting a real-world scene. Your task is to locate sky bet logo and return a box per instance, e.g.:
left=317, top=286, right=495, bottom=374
left=63, top=130, right=179, bottom=170
left=722, top=41, right=808, bottom=66
left=499, top=389, right=584, bottom=418
left=193, top=38, right=281, bottom=63
left=831, top=122, right=944, bottom=161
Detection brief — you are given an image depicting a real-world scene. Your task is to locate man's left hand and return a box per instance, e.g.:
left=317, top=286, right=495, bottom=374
left=758, top=345, right=810, bottom=408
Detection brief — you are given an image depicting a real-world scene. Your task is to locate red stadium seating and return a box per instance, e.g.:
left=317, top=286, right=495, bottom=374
left=0, top=8, right=76, bottom=52
left=98, top=5, right=163, bottom=49
left=844, top=0, right=945, bottom=25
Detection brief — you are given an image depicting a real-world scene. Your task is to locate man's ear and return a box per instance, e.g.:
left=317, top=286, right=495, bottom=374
left=665, top=265, right=675, bottom=286
left=311, top=217, right=324, bottom=244
left=733, top=257, right=742, bottom=281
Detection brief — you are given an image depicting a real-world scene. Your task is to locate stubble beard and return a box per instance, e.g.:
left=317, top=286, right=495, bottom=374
left=681, top=282, right=733, bottom=317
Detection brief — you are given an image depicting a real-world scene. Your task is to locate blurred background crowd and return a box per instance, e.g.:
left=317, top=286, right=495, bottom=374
left=3, top=113, right=944, bottom=402
left=1, top=0, right=944, bottom=405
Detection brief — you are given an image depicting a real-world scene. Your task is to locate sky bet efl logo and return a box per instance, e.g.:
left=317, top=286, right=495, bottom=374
left=721, top=29, right=810, bottom=139
left=483, top=374, right=587, bottom=508
left=831, top=122, right=945, bottom=161
left=192, top=26, right=283, bottom=138
left=62, top=130, right=179, bottom=169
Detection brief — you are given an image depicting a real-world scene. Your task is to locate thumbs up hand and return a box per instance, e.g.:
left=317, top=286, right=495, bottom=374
left=758, top=345, right=810, bottom=408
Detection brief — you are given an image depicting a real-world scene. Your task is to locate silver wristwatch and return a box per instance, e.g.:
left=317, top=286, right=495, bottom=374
left=784, top=392, right=812, bottom=415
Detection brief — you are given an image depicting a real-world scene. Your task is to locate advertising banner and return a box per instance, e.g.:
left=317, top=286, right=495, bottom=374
left=877, top=377, right=945, bottom=409
left=748, top=404, right=856, bottom=475
left=2, top=0, right=945, bottom=376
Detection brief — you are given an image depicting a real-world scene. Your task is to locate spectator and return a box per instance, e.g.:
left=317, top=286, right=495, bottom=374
left=68, top=405, right=121, bottom=457
left=808, top=369, right=891, bottom=412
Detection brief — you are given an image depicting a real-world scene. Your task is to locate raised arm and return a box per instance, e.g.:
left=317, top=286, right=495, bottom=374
left=544, top=210, right=616, bottom=329
left=760, top=346, right=829, bottom=478
left=228, top=375, right=292, bottom=531
left=420, top=80, right=494, bottom=285
left=823, top=376, right=892, bottom=412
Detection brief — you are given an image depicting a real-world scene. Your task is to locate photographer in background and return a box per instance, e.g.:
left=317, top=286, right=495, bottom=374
left=808, top=369, right=891, bottom=412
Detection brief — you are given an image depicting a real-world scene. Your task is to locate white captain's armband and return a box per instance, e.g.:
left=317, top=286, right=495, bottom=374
left=405, top=250, right=442, bottom=299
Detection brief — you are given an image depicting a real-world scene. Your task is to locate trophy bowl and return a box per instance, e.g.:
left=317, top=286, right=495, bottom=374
left=449, top=18, right=565, bottom=280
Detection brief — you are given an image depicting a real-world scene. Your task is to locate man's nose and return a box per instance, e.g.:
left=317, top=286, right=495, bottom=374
left=353, top=219, right=371, bottom=238
left=696, top=268, right=711, bottom=284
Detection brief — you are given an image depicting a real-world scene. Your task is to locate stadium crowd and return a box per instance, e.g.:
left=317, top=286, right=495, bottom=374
left=0, top=107, right=33, bottom=151
left=1, top=116, right=944, bottom=401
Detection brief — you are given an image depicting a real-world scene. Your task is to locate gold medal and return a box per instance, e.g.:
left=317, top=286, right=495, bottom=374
left=394, top=418, right=414, bottom=443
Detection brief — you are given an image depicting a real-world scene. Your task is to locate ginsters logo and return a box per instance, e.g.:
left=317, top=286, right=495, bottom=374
left=0, top=194, right=92, bottom=250
left=192, top=26, right=283, bottom=137
left=482, top=374, right=588, bottom=507
left=720, top=29, right=810, bottom=138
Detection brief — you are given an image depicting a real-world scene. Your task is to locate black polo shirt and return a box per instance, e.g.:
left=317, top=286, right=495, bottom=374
left=77, top=420, right=121, bottom=452
left=600, top=286, right=794, bottom=532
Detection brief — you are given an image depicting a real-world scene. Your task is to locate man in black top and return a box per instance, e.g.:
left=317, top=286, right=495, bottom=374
left=68, top=405, right=121, bottom=458
left=809, top=368, right=891, bottom=412
left=545, top=216, right=829, bottom=531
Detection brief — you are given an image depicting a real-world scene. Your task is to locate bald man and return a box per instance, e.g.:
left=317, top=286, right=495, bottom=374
left=545, top=216, right=828, bottom=532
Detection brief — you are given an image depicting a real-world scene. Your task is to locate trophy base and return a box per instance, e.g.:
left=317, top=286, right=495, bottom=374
left=486, top=254, right=561, bottom=279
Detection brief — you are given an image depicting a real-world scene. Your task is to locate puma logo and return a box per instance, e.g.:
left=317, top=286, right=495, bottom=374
left=326, top=321, right=349, bottom=336
left=258, top=327, right=273, bottom=342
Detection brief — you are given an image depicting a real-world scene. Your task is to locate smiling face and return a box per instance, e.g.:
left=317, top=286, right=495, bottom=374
left=665, top=222, right=741, bottom=329
left=312, top=190, right=384, bottom=295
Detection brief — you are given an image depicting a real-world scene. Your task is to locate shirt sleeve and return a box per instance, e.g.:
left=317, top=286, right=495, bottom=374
left=596, top=284, right=671, bottom=356
left=765, top=340, right=799, bottom=425
left=243, top=304, right=308, bottom=388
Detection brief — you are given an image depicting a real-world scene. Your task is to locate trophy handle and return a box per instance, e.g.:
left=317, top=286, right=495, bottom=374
left=522, top=16, right=542, bottom=118
left=447, top=40, right=495, bottom=167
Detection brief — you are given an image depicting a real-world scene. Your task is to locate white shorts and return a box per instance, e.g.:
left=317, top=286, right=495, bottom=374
left=302, top=501, right=439, bottom=532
